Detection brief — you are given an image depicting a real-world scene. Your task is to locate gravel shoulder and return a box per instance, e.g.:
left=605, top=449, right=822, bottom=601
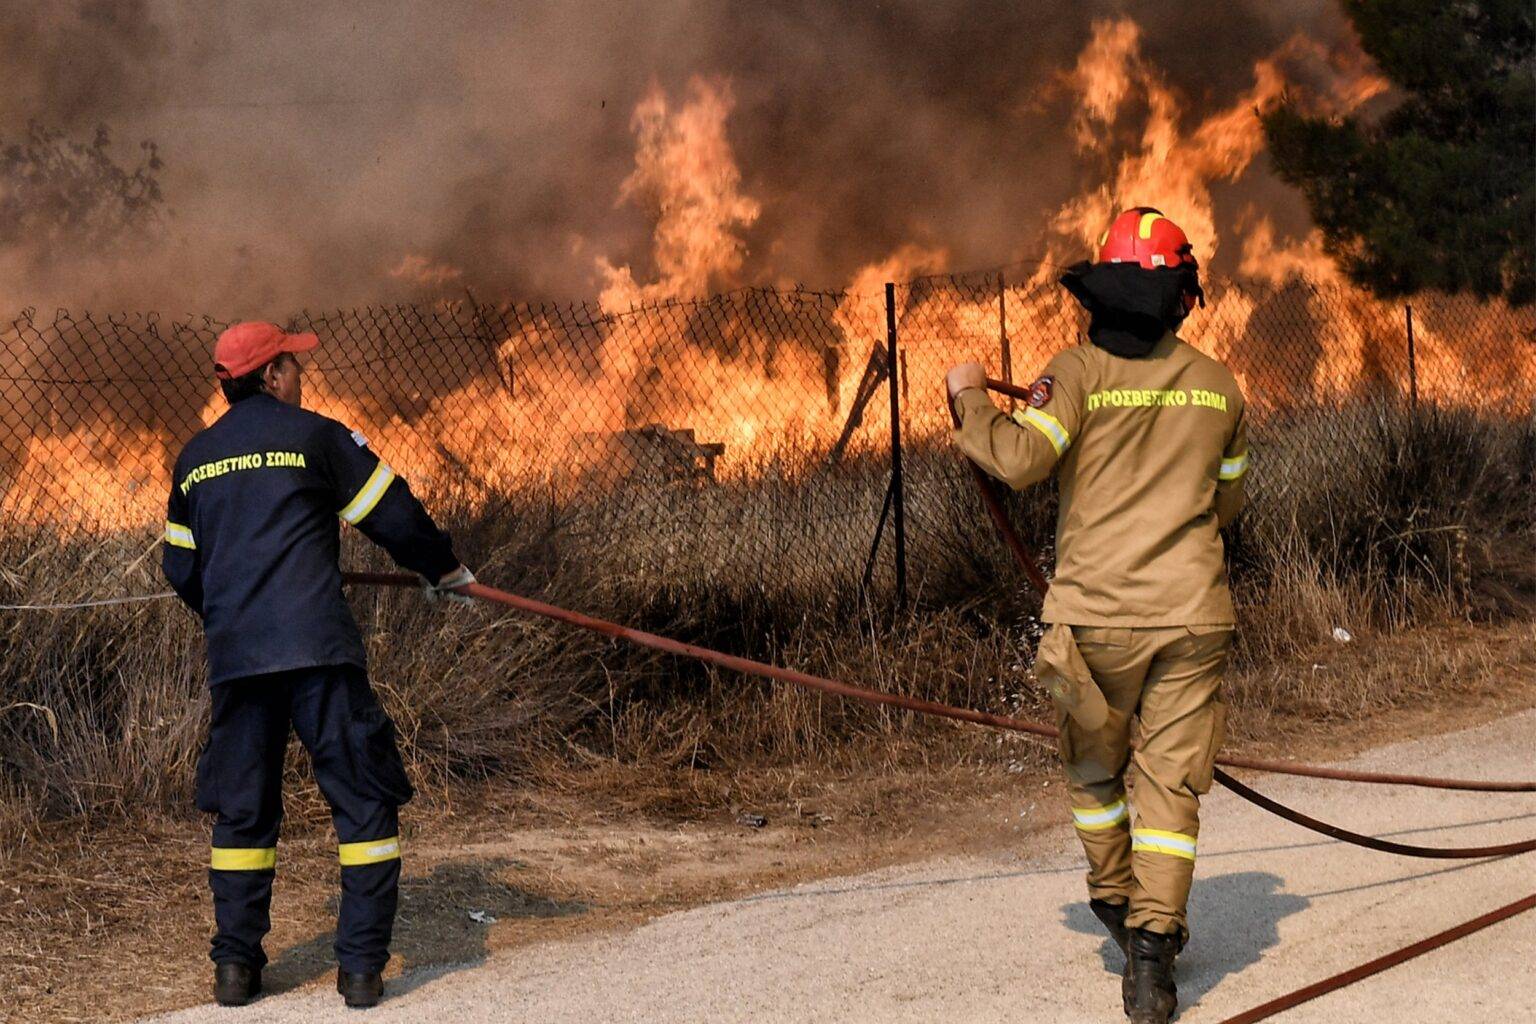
left=142, top=708, right=1536, bottom=1024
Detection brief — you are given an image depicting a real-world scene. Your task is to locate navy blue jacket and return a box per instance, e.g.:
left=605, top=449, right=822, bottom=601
left=162, top=393, right=458, bottom=684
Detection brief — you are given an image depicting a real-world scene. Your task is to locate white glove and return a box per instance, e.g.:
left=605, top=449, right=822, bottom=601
left=423, top=565, right=476, bottom=606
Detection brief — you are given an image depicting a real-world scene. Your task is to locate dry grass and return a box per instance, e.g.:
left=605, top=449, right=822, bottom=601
left=0, top=403, right=1531, bottom=861
left=1225, top=619, right=1536, bottom=751
left=1234, top=401, right=1536, bottom=624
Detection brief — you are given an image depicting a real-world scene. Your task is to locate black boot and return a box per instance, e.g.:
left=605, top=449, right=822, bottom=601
left=1090, top=898, right=1130, bottom=958
left=213, top=962, right=261, bottom=1006
left=1122, top=927, right=1178, bottom=1023
left=337, top=968, right=384, bottom=1009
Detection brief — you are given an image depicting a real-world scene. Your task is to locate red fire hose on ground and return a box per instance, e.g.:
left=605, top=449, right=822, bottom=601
left=342, top=569, right=1533, bottom=1018
left=344, top=571, right=1536, bottom=859
left=333, top=376, right=1533, bottom=1020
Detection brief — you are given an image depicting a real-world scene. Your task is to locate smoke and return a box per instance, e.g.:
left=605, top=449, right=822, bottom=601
left=0, top=0, right=1368, bottom=314
left=0, top=1, right=171, bottom=129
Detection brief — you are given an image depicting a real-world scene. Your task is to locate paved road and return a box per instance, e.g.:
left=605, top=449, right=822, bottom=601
left=145, top=711, right=1536, bottom=1023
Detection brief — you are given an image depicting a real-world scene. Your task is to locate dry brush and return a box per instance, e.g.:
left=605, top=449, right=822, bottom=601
left=1, top=402, right=1531, bottom=855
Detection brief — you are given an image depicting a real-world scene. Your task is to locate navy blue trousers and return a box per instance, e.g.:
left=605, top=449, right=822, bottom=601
left=196, top=665, right=414, bottom=974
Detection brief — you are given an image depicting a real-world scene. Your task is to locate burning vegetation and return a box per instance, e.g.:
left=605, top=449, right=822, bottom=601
left=1, top=17, right=1531, bottom=529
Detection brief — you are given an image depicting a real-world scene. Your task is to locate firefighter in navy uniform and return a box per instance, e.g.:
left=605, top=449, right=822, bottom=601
left=162, top=321, right=475, bottom=1009
left=948, top=209, right=1248, bottom=1024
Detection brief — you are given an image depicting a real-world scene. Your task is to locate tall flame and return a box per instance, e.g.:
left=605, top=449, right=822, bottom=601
left=597, top=77, right=762, bottom=313
left=1053, top=17, right=1389, bottom=268
left=2, top=22, right=1528, bottom=532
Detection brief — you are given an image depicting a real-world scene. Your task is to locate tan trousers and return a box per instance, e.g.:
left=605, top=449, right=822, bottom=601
left=1055, top=625, right=1231, bottom=937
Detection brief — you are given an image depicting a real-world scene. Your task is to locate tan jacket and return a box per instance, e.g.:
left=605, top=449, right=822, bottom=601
left=952, top=334, right=1248, bottom=626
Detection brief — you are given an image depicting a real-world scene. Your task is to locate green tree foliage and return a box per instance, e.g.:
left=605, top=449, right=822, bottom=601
left=1262, top=1, right=1534, bottom=305
left=0, top=122, right=164, bottom=255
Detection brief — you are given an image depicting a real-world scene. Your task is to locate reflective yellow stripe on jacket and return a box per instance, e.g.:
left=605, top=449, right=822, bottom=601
left=1011, top=407, right=1072, bottom=456
left=164, top=521, right=196, bottom=550
left=338, top=463, right=395, bottom=525
left=1219, top=451, right=1249, bottom=481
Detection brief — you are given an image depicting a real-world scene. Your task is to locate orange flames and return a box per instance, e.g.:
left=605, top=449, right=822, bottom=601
left=597, top=77, right=762, bottom=313
left=3, top=21, right=1531, bottom=530
left=1054, top=18, right=1388, bottom=270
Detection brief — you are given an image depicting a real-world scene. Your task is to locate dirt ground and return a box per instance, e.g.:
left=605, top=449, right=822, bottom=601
left=142, top=706, right=1536, bottom=1024
left=3, top=621, right=1534, bottom=1024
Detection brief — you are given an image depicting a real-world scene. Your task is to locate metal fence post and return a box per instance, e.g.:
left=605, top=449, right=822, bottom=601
left=885, top=282, right=908, bottom=614
left=998, top=271, right=1013, bottom=409
left=1405, top=303, right=1418, bottom=411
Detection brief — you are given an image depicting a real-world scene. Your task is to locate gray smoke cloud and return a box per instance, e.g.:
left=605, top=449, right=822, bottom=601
left=0, top=0, right=1358, bottom=314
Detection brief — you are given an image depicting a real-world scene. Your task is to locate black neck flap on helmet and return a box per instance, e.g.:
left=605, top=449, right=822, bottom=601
left=1058, top=260, right=1206, bottom=359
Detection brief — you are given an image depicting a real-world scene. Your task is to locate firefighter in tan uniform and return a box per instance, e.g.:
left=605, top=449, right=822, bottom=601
left=947, top=208, right=1248, bottom=1024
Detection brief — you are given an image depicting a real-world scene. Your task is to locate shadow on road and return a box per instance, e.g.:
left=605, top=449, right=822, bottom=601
left=1060, top=871, right=1308, bottom=1006
left=261, top=857, right=586, bottom=999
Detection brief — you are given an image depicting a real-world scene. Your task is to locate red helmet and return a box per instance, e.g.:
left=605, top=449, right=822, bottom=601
left=1096, top=207, right=1197, bottom=271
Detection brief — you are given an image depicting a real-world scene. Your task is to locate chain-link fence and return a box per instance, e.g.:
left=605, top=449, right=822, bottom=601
left=3, top=271, right=1532, bottom=605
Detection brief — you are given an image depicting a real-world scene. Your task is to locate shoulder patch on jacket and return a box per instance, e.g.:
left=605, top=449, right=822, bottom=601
left=1027, top=375, right=1055, bottom=408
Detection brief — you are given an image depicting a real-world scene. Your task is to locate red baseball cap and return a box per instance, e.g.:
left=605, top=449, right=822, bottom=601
left=214, top=321, right=320, bottom=379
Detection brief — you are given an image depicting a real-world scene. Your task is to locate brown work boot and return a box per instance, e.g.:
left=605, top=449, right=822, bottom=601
left=213, top=962, right=261, bottom=1006
left=1122, top=927, right=1178, bottom=1022
left=1090, top=898, right=1130, bottom=958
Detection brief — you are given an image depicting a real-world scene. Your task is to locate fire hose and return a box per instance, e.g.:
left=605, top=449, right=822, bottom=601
left=342, top=571, right=1536, bottom=859
left=338, top=568, right=1533, bottom=1018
